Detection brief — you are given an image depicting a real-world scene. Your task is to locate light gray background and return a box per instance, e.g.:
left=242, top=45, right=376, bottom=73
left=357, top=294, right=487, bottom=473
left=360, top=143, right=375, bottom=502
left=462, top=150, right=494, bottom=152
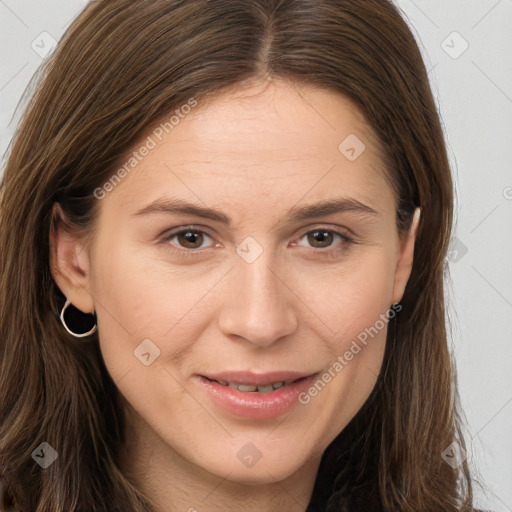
left=1, top=1, right=511, bottom=510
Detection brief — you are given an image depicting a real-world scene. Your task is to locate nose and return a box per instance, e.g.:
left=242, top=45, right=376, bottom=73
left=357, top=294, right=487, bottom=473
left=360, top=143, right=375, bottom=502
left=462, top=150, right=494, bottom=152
left=217, top=250, right=299, bottom=348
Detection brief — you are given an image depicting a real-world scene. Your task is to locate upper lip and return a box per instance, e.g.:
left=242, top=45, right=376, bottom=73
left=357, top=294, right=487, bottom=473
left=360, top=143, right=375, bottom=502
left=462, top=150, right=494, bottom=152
left=200, top=371, right=317, bottom=386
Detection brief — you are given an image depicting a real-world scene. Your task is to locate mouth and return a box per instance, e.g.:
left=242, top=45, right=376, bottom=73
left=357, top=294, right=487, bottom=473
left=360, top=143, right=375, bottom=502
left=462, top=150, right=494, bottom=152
left=196, top=370, right=319, bottom=419
left=202, top=376, right=308, bottom=393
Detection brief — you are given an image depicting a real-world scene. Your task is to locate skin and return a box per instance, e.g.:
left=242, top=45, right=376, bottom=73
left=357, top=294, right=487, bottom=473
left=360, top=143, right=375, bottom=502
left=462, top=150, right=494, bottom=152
left=51, top=77, right=420, bottom=512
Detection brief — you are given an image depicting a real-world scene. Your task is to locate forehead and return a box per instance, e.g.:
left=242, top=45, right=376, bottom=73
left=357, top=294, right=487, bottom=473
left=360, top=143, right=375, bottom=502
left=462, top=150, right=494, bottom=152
left=104, top=79, right=393, bottom=218
left=165, top=79, right=378, bottom=165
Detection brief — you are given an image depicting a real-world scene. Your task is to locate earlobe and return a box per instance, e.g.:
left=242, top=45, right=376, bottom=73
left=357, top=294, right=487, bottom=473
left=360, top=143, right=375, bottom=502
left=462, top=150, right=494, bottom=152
left=49, top=203, right=95, bottom=314
left=391, top=208, right=421, bottom=304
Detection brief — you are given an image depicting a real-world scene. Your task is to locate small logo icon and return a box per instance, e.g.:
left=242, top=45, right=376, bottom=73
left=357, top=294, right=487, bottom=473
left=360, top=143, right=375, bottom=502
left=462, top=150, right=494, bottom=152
left=338, top=134, right=366, bottom=162
left=31, top=442, right=58, bottom=469
left=503, top=186, right=512, bottom=200
left=236, top=236, right=263, bottom=264
left=31, top=32, right=58, bottom=59
left=441, top=32, right=469, bottom=59
left=448, top=237, right=468, bottom=263
left=134, top=338, right=161, bottom=366
left=441, top=441, right=467, bottom=468
left=237, top=442, right=262, bottom=468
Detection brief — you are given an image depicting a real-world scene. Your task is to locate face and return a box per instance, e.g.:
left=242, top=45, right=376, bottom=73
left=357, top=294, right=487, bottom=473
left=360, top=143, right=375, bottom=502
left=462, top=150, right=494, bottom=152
left=52, top=78, right=418, bottom=485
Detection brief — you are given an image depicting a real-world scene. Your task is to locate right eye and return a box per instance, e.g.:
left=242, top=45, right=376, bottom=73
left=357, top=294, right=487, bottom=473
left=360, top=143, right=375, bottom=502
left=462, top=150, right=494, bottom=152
left=160, top=226, right=217, bottom=254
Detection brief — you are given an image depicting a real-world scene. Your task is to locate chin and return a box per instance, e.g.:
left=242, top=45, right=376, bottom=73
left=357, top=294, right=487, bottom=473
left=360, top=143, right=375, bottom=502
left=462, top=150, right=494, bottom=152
left=219, top=463, right=299, bottom=485
left=193, top=446, right=313, bottom=486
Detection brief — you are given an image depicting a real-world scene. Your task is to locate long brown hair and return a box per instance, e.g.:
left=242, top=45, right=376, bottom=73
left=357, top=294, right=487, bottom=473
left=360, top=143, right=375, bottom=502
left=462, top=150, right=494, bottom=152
left=0, top=1, right=477, bottom=510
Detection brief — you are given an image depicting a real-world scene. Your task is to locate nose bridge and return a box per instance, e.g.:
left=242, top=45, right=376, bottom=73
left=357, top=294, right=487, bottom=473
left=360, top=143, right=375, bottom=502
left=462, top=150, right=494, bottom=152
left=217, top=243, right=298, bottom=346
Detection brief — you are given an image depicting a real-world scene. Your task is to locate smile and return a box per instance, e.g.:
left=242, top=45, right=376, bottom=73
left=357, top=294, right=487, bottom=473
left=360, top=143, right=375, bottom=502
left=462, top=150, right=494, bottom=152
left=203, top=376, right=307, bottom=393
left=196, top=371, right=318, bottom=419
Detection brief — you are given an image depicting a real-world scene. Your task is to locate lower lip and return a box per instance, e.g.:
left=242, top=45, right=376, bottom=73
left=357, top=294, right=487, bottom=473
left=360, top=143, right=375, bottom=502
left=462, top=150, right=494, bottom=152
left=197, top=374, right=318, bottom=420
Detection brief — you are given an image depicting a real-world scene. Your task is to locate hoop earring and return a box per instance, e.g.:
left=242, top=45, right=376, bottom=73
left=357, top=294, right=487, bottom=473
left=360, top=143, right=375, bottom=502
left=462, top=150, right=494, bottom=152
left=60, top=298, right=97, bottom=338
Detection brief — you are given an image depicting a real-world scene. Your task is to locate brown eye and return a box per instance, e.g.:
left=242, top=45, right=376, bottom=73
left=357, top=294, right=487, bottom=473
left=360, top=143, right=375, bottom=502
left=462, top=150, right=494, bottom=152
left=161, top=227, right=215, bottom=252
left=176, top=230, right=205, bottom=249
left=295, top=228, right=354, bottom=255
left=307, top=230, right=335, bottom=248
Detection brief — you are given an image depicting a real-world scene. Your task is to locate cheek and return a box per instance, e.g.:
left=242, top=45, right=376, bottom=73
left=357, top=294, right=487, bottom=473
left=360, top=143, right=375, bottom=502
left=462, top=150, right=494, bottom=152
left=290, top=252, right=395, bottom=429
left=294, top=248, right=397, bottom=343
left=88, top=233, right=230, bottom=385
left=88, top=243, right=219, bottom=438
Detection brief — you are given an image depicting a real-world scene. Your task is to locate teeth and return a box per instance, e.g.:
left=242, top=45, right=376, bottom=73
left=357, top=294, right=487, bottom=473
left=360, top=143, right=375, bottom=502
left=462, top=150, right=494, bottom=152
left=237, top=384, right=258, bottom=392
left=213, top=379, right=295, bottom=392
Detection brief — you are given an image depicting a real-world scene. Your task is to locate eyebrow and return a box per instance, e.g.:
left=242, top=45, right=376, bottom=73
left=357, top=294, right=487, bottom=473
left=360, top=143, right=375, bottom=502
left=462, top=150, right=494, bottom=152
left=133, top=196, right=380, bottom=225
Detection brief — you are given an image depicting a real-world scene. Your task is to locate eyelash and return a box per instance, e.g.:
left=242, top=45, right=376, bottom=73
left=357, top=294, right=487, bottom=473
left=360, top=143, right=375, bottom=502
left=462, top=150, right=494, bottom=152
left=159, top=225, right=355, bottom=259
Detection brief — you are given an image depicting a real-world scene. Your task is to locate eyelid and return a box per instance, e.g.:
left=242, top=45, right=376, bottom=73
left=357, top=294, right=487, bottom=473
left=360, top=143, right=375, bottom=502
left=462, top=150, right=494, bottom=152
left=295, top=223, right=354, bottom=238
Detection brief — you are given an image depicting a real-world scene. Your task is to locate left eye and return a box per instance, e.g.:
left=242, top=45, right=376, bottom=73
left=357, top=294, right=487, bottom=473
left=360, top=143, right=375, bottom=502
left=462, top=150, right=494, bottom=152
left=296, top=229, right=352, bottom=249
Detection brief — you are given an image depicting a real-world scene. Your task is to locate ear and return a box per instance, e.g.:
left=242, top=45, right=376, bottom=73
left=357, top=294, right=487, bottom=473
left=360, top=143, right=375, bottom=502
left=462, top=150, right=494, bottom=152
left=49, top=203, right=95, bottom=314
left=391, top=208, right=421, bottom=304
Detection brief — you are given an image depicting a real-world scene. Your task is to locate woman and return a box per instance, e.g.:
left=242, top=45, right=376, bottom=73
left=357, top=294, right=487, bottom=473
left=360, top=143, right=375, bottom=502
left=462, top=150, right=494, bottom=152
left=0, top=0, right=481, bottom=510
